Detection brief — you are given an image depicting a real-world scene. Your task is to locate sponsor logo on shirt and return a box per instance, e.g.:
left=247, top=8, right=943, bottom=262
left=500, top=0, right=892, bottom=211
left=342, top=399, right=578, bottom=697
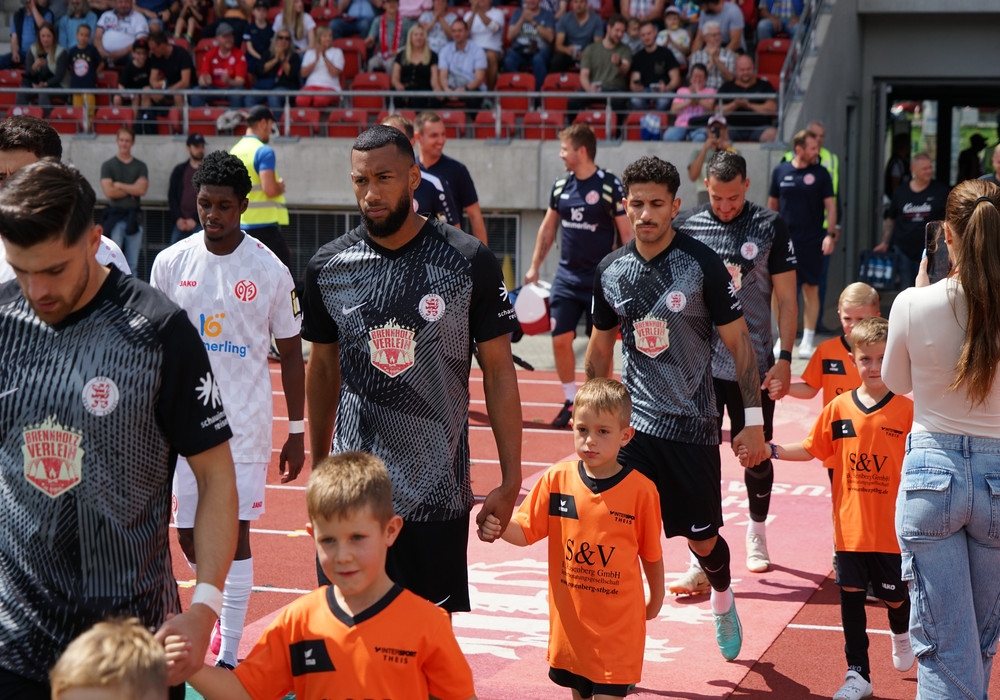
left=179, top=280, right=197, bottom=287
left=822, top=359, right=846, bottom=375
left=418, top=293, right=446, bottom=322
left=21, top=416, right=84, bottom=498
left=609, top=509, right=635, bottom=525
left=548, top=492, right=578, bottom=519
left=376, top=646, right=418, bottom=664
left=252, top=500, right=263, bottom=509
left=881, top=426, right=905, bottom=438
left=234, top=279, right=257, bottom=302
left=289, top=640, right=335, bottom=675
left=831, top=418, right=856, bottom=439
left=633, top=316, right=669, bottom=358
left=849, top=451, right=889, bottom=473
left=725, top=260, right=743, bottom=291
left=369, top=320, right=416, bottom=377
left=199, top=312, right=249, bottom=358
left=563, top=206, right=599, bottom=232
left=291, top=289, right=301, bottom=318
left=82, top=376, right=120, bottom=417
left=197, top=372, right=223, bottom=409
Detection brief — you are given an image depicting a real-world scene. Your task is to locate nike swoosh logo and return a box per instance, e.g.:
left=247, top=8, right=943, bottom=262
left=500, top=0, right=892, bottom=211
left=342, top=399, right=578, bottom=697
left=756, top=492, right=771, bottom=498
left=614, top=298, right=632, bottom=309
left=691, top=523, right=712, bottom=533
left=0, top=387, right=18, bottom=399
left=341, top=302, right=367, bottom=315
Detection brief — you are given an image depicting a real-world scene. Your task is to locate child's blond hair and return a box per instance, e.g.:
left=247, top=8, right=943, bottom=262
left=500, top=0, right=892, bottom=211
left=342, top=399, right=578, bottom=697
left=307, top=451, right=395, bottom=525
left=849, top=316, right=889, bottom=351
left=50, top=618, right=167, bottom=699
left=574, top=378, right=632, bottom=427
left=839, top=282, right=879, bottom=310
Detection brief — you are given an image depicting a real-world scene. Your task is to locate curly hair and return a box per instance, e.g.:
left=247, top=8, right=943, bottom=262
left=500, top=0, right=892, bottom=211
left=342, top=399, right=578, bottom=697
left=621, top=156, right=680, bottom=197
left=192, top=150, right=252, bottom=200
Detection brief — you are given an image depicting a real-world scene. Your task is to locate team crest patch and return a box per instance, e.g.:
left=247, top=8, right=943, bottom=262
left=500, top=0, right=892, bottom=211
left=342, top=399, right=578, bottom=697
left=740, top=241, right=759, bottom=260
left=234, top=279, right=257, bottom=302
left=803, top=173, right=816, bottom=186
left=634, top=316, right=669, bottom=358
left=369, top=320, right=416, bottom=377
left=22, top=416, right=84, bottom=498
left=82, top=376, right=119, bottom=417
left=418, top=294, right=446, bottom=322
left=585, top=190, right=600, bottom=205
left=665, top=291, right=686, bottom=312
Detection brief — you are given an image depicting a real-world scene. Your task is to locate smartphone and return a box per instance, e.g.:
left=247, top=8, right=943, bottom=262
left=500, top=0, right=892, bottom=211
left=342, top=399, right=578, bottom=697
left=924, top=221, right=951, bottom=284
left=710, top=125, right=721, bottom=138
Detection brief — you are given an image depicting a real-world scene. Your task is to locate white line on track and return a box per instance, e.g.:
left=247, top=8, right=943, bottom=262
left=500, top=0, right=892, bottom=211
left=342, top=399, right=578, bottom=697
left=252, top=585, right=311, bottom=595
left=787, top=623, right=892, bottom=636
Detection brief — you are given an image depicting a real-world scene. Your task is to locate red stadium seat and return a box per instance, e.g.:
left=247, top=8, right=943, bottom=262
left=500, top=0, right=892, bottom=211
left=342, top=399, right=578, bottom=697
left=351, top=71, right=390, bottom=112
left=333, top=38, right=367, bottom=85
left=8, top=105, right=43, bottom=119
left=187, top=106, right=227, bottom=135
left=437, top=109, right=467, bottom=138
left=473, top=110, right=515, bottom=139
left=310, top=4, right=340, bottom=25
left=540, top=72, right=580, bottom=117
left=267, top=6, right=281, bottom=23
left=573, top=110, right=617, bottom=140
left=194, top=37, right=217, bottom=72
left=95, top=68, right=119, bottom=106
left=759, top=73, right=779, bottom=91
left=326, top=108, right=369, bottom=137
left=169, top=36, right=190, bottom=51
left=496, top=72, right=534, bottom=119
left=93, top=106, right=133, bottom=134
left=48, top=105, right=85, bottom=134
left=0, top=69, right=22, bottom=85
left=756, top=38, right=790, bottom=76
left=286, top=107, right=321, bottom=136
left=521, top=110, right=562, bottom=139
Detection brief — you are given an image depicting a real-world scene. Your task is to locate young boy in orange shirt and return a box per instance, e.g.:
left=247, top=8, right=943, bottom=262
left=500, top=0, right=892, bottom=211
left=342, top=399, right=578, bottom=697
left=482, top=378, right=664, bottom=699
left=769, top=317, right=914, bottom=700
left=167, top=452, right=477, bottom=700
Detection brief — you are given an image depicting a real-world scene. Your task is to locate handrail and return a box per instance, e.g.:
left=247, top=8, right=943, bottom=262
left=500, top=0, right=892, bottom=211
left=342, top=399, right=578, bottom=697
left=777, top=0, right=826, bottom=136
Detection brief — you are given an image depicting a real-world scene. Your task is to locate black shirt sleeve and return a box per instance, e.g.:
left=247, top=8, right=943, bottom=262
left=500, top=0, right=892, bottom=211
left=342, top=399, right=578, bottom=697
left=301, top=245, right=341, bottom=344
left=765, top=211, right=797, bottom=275
left=469, top=242, right=519, bottom=342
left=591, top=250, right=622, bottom=331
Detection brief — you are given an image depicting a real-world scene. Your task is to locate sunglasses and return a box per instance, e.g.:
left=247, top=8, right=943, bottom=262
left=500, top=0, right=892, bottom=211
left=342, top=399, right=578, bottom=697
left=277, top=35, right=291, bottom=39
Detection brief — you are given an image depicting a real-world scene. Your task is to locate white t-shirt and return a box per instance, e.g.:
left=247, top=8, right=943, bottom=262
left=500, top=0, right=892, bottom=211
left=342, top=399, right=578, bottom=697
left=150, top=233, right=301, bottom=462
left=464, top=8, right=505, bottom=54
left=96, top=9, right=149, bottom=54
left=302, top=46, right=345, bottom=90
left=272, top=12, right=317, bottom=53
left=0, top=236, right=130, bottom=282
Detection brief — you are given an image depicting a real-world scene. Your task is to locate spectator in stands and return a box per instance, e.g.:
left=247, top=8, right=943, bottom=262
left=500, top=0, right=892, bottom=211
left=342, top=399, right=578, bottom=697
left=691, top=0, right=742, bottom=53
left=686, top=20, right=732, bottom=89
left=100, top=126, right=149, bottom=272
left=297, top=26, right=344, bottom=108
left=550, top=0, right=602, bottom=74
left=757, top=0, right=802, bottom=40
left=134, top=0, right=178, bottom=31
left=623, top=15, right=642, bottom=54
left=16, top=21, right=68, bottom=111
left=1, top=0, right=55, bottom=69
left=167, top=132, right=204, bottom=244
left=503, top=0, right=555, bottom=91
left=242, top=0, right=274, bottom=75
left=657, top=5, right=689, bottom=69
left=273, top=0, right=315, bottom=53
left=718, top=54, right=777, bottom=142
left=629, top=19, right=679, bottom=111
left=191, top=21, right=247, bottom=107
left=392, top=24, right=441, bottom=109
left=248, top=28, right=301, bottom=111
left=569, top=13, right=631, bottom=125
left=173, top=0, right=212, bottom=41
left=663, top=61, right=714, bottom=141
left=397, top=0, right=425, bottom=30
left=113, top=35, right=151, bottom=107
left=418, top=0, right=455, bottom=54
left=58, top=0, right=96, bottom=50
left=366, top=0, right=403, bottom=73
left=620, top=0, right=664, bottom=26
left=204, top=0, right=251, bottom=40
left=958, top=132, right=987, bottom=182
left=330, top=0, right=377, bottom=39
left=674, top=0, right=699, bottom=27
left=462, top=0, right=503, bottom=90
left=147, top=28, right=192, bottom=108
left=95, top=0, right=149, bottom=67
left=687, top=114, right=736, bottom=204
left=68, top=23, right=100, bottom=120
left=980, top=145, right=1000, bottom=186
left=437, top=17, right=486, bottom=108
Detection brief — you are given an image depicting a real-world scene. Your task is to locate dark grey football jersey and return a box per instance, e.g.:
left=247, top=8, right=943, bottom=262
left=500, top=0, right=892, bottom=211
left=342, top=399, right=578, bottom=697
left=675, top=201, right=796, bottom=381
left=302, top=219, right=518, bottom=521
left=0, top=267, right=232, bottom=682
left=593, top=235, right=744, bottom=444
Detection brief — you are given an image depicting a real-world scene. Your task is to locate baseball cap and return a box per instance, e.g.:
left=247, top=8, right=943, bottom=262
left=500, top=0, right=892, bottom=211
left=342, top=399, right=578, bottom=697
left=216, top=22, right=234, bottom=36
left=664, top=5, right=680, bottom=15
left=132, top=37, right=149, bottom=52
left=246, top=105, right=276, bottom=124
left=253, top=0, right=268, bottom=8
left=708, top=114, right=727, bottom=126
left=186, top=133, right=206, bottom=146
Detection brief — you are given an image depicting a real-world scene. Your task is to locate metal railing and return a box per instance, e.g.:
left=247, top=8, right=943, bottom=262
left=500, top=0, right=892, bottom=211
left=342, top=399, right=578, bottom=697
left=777, top=0, right=827, bottom=134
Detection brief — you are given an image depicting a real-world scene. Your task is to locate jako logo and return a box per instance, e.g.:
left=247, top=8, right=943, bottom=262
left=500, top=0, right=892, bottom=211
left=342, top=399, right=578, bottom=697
left=179, top=280, right=197, bottom=287
left=200, top=313, right=225, bottom=338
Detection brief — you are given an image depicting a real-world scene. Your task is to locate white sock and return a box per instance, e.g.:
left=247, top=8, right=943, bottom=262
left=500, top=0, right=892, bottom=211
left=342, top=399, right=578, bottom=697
left=802, top=328, right=815, bottom=347
left=184, top=558, right=197, bottom=575
left=711, top=586, right=734, bottom=615
left=562, top=382, right=577, bottom=404
left=747, top=519, right=766, bottom=537
left=218, top=558, right=253, bottom=665
left=689, top=550, right=702, bottom=569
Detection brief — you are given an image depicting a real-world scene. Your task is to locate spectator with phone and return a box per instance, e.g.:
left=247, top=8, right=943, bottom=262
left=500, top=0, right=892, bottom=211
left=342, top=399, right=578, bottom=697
left=687, top=114, right=736, bottom=204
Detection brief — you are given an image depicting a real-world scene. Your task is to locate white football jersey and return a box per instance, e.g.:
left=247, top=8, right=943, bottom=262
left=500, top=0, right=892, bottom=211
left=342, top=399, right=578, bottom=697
left=151, top=232, right=300, bottom=462
left=0, top=236, right=131, bottom=282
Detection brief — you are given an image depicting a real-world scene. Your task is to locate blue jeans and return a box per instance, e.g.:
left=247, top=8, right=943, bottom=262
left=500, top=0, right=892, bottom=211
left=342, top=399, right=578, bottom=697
left=189, top=87, right=243, bottom=109
left=662, top=125, right=706, bottom=142
left=108, top=219, right=143, bottom=273
left=896, top=432, right=1000, bottom=700
left=757, top=17, right=801, bottom=40
left=330, top=16, right=372, bottom=38
left=502, top=47, right=551, bottom=93
left=629, top=89, right=671, bottom=112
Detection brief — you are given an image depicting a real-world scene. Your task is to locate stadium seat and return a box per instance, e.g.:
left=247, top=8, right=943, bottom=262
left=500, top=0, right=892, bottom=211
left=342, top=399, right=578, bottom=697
left=540, top=72, right=581, bottom=117
left=622, top=111, right=668, bottom=141
left=93, top=106, right=133, bottom=134
left=8, top=105, right=43, bottom=119
left=48, top=105, right=85, bottom=134
left=759, top=72, right=779, bottom=91
left=351, top=71, right=390, bottom=112
left=169, top=36, right=190, bottom=51
left=187, top=106, right=227, bottom=135
left=194, top=37, right=216, bottom=71
left=0, top=91, right=15, bottom=109
left=285, top=107, right=321, bottom=137
left=756, top=38, right=790, bottom=76
left=326, top=108, right=369, bottom=137
left=573, top=110, right=617, bottom=140
left=496, top=72, right=534, bottom=119
left=0, top=69, right=22, bottom=85
left=310, top=5, right=339, bottom=25
left=438, top=109, right=467, bottom=138
left=473, top=109, right=515, bottom=139
left=95, top=68, right=119, bottom=106
left=267, top=6, right=281, bottom=23
left=333, top=38, right=367, bottom=85
left=521, top=110, right=562, bottom=140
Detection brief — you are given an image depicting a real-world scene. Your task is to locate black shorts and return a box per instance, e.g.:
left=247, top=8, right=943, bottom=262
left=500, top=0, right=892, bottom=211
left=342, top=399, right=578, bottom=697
left=789, top=232, right=824, bottom=286
left=549, top=275, right=593, bottom=337
left=835, top=551, right=908, bottom=604
left=549, top=667, right=630, bottom=698
left=618, top=430, right=722, bottom=540
left=714, top=378, right=775, bottom=442
left=386, top=513, right=471, bottom=613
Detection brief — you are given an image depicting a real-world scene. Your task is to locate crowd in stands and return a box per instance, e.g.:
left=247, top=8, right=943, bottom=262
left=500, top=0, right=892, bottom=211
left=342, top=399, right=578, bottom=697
left=3, top=0, right=798, bottom=140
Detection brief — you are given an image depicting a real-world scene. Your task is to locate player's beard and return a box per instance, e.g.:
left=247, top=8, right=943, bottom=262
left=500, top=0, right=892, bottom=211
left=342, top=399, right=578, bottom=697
left=362, top=191, right=411, bottom=239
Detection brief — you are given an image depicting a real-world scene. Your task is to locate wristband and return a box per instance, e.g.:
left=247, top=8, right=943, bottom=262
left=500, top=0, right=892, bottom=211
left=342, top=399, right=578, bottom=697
left=288, top=420, right=305, bottom=434
left=744, top=407, right=764, bottom=426
left=778, top=349, right=792, bottom=363
left=190, top=582, right=223, bottom=617
left=770, top=442, right=779, bottom=460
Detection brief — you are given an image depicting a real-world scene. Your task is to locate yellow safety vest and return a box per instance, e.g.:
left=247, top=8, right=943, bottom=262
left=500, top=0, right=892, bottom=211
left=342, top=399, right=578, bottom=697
left=230, top=135, right=289, bottom=226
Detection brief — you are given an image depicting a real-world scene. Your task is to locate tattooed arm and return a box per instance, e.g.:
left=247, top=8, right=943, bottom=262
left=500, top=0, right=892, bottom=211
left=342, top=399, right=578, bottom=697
left=717, top=317, right=768, bottom=468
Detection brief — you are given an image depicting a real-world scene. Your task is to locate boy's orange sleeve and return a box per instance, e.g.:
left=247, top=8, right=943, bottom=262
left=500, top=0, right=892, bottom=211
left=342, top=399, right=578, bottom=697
left=801, top=401, right=835, bottom=463
left=512, top=465, right=557, bottom=545
left=799, top=350, right=823, bottom=390
left=422, top=606, right=478, bottom=700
